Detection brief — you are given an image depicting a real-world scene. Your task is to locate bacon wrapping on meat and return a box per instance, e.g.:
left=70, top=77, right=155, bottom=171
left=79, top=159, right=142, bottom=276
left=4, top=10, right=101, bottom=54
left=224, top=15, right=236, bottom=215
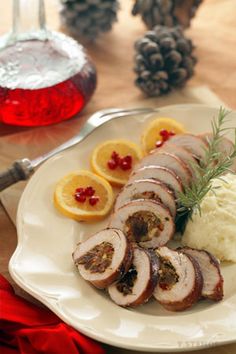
left=108, top=247, right=159, bottom=307
left=109, top=199, right=175, bottom=249
left=153, top=247, right=203, bottom=311
left=73, top=228, right=133, bottom=289
left=114, top=179, right=176, bottom=217
left=178, top=247, right=224, bottom=301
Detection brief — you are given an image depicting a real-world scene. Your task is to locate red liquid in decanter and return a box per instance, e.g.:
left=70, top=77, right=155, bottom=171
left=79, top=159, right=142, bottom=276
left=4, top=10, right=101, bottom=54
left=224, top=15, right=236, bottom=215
left=0, top=34, right=96, bottom=126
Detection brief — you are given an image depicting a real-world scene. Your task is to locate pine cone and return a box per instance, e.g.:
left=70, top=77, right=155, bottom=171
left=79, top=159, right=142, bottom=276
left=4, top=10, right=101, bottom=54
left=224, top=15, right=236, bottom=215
left=134, top=26, right=197, bottom=96
left=132, top=0, right=203, bottom=29
left=60, top=0, right=119, bottom=41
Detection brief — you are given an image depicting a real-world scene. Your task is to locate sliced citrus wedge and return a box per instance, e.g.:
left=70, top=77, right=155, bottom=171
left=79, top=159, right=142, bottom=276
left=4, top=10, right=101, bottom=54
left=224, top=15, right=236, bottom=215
left=141, top=117, right=186, bottom=154
left=54, top=170, right=114, bottom=222
left=91, top=139, right=143, bottom=186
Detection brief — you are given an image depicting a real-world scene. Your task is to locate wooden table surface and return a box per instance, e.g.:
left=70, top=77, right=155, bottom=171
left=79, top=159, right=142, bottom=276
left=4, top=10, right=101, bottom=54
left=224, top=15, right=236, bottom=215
left=0, top=0, right=236, bottom=353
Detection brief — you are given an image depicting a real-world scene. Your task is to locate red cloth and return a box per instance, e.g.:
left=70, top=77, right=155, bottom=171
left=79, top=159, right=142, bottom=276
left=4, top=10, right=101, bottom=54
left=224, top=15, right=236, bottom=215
left=0, top=275, right=105, bottom=354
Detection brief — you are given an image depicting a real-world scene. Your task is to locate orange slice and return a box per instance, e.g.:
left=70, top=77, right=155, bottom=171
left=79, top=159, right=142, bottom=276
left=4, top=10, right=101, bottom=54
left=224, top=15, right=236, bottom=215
left=54, top=170, right=114, bottom=222
left=141, top=117, right=186, bottom=154
left=91, top=139, right=143, bottom=186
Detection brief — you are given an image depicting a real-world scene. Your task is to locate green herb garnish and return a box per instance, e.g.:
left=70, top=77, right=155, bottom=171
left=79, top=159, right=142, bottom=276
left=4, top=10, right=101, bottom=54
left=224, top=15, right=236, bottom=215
left=176, top=107, right=236, bottom=233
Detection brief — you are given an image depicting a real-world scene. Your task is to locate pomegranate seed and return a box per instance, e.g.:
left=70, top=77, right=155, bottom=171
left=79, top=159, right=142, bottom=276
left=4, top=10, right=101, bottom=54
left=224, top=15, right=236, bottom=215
left=85, top=186, right=95, bottom=197
left=111, top=151, right=120, bottom=163
left=108, top=151, right=132, bottom=171
left=155, top=140, right=163, bottom=148
left=74, top=193, right=86, bottom=203
left=122, top=154, right=132, bottom=164
left=169, top=130, right=176, bottom=136
left=89, top=196, right=100, bottom=206
left=120, top=159, right=131, bottom=170
left=75, top=187, right=85, bottom=195
left=159, top=129, right=169, bottom=141
left=107, top=159, right=118, bottom=169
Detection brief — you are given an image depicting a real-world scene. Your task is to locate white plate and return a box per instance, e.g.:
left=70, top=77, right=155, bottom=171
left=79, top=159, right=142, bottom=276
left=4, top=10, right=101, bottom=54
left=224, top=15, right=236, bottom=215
left=10, top=104, right=236, bottom=352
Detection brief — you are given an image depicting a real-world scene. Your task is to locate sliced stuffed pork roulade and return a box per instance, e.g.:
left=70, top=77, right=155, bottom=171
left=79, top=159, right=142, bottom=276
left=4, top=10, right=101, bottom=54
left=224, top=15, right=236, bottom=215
left=128, top=166, right=183, bottom=198
left=108, top=247, right=160, bottom=307
left=178, top=247, right=224, bottom=301
left=156, top=142, right=198, bottom=180
left=73, top=228, right=133, bottom=289
left=153, top=247, right=203, bottom=311
left=168, top=134, right=208, bottom=161
left=199, top=132, right=236, bottom=173
left=109, top=199, right=175, bottom=249
left=114, top=179, right=176, bottom=217
left=136, top=152, right=192, bottom=186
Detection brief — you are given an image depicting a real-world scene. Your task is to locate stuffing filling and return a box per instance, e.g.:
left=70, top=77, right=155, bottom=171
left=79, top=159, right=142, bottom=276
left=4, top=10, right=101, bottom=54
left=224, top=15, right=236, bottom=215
left=116, top=265, right=138, bottom=295
left=77, top=242, right=114, bottom=273
left=158, top=257, right=179, bottom=290
left=125, top=211, right=164, bottom=242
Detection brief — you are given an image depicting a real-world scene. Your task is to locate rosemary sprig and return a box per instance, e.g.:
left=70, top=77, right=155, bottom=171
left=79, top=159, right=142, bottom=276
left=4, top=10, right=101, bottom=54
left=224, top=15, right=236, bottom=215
left=176, top=107, right=236, bottom=233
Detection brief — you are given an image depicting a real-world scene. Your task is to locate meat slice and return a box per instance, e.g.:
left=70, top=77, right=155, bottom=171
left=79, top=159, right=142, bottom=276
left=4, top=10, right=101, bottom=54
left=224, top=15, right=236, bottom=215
left=178, top=247, right=223, bottom=301
left=109, top=199, right=175, bottom=249
left=108, top=247, right=159, bottom=307
left=136, top=152, right=192, bottom=186
left=73, top=228, right=133, bottom=289
left=168, top=134, right=208, bottom=160
left=199, top=132, right=236, bottom=172
left=157, top=142, right=198, bottom=179
left=114, top=179, right=176, bottom=217
left=129, top=166, right=183, bottom=198
left=153, top=247, right=203, bottom=311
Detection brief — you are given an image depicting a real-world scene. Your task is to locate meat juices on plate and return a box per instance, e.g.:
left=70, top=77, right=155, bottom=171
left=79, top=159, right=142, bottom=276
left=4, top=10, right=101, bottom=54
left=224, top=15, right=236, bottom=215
left=114, top=178, right=176, bottom=217
left=73, top=228, right=133, bottom=289
left=109, top=199, right=175, bottom=249
left=108, top=247, right=160, bottom=307
left=153, top=247, right=203, bottom=311
left=178, top=247, right=224, bottom=301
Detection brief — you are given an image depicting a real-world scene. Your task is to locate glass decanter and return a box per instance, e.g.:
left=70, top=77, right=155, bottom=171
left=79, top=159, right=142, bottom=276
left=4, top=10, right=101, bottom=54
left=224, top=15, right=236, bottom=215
left=0, top=0, right=97, bottom=126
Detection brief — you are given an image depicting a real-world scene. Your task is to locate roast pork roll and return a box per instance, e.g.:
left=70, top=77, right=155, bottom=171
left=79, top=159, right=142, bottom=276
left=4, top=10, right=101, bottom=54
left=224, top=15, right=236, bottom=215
left=108, top=247, right=160, bottom=307
left=73, top=228, right=133, bottom=289
left=109, top=199, right=175, bottom=249
left=156, top=142, right=198, bottom=180
left=136, top=152, right=192, bottom=186
left=178, top=247, right=224, bottom=301
left=199, top=132, right=236, bottom=173
left=168, top=134, right=208, bottom=161
left=114, top=179, right=176, bottom=217
left=153, top=247, right=203, bottom=311
left=129, top=166, right=183, bottom=198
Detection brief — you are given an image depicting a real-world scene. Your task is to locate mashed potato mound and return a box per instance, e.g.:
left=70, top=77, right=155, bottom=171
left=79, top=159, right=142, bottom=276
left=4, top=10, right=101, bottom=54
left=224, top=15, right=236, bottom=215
left=182, top=173, right=236, bottom=262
